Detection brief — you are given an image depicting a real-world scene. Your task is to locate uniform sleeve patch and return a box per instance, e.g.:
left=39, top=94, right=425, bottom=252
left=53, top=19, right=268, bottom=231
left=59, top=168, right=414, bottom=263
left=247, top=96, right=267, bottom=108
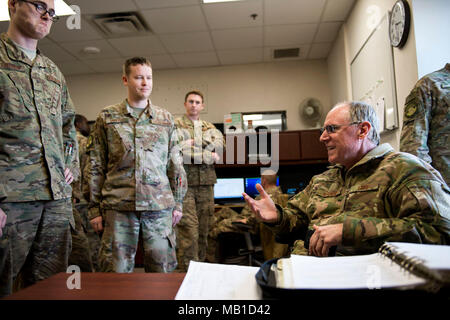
left=404, top=104, right=417, bottom=118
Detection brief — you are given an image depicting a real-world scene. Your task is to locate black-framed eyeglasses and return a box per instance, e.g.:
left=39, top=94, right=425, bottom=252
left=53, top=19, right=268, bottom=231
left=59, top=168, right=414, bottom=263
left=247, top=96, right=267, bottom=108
left=320, top=122, right=360, bottom=135
left=19, top=0, right=59, bottom=22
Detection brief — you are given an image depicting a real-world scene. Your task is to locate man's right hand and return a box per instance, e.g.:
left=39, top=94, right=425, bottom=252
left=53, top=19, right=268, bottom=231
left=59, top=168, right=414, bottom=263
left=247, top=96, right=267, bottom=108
left=242, top=183, right=278, bottom=223
left=0, top=208, right=7, bottom=237
left=90, top=216, right=103, bottom=234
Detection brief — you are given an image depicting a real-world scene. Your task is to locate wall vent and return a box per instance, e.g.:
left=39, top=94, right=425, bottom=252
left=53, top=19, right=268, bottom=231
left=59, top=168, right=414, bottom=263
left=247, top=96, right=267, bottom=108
left=273, top=48, right=300, bottom=59
left=91, top=12, right=151, bottom=37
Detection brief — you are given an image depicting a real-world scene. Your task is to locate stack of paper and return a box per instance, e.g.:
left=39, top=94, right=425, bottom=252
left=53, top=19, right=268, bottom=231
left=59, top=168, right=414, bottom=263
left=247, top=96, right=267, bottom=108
left=175, top=261, right=262, bottom=300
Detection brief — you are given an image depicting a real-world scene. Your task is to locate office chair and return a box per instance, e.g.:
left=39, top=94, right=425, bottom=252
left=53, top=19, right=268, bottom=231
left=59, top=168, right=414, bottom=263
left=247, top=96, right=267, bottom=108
left=216, top=222, right=264, bottom=267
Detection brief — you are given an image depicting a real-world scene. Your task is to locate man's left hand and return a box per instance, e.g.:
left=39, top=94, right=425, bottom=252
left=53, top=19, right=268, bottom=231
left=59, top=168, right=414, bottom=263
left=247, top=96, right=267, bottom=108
left=308, top=224, right=343, bottom=257
left=211, top=152, right=220, bottom=163
left=172, top=210, right=183, bottom=226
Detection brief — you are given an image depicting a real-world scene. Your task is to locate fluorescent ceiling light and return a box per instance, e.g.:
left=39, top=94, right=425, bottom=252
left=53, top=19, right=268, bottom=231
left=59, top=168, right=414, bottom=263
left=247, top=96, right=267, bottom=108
left=252, top=119, right=282, bottom=126
left=243, top=114, right=263, bottom=121
left=0, top=0, right=76, bottom=21
left=203, top=0, right=243, bottom=3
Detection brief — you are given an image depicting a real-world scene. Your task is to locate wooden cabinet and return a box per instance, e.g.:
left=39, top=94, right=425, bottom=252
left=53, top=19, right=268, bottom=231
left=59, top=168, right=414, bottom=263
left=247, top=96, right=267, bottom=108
left=278, top=132, right=301, bottom=161
left=216, top=129, right=327, bottom=168
left=300, top=130, right=328, bottom=160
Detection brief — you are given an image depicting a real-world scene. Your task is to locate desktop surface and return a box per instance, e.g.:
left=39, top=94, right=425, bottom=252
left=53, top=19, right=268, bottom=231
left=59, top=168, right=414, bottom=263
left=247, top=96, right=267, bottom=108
left=3, top=272, right=186, bottom=300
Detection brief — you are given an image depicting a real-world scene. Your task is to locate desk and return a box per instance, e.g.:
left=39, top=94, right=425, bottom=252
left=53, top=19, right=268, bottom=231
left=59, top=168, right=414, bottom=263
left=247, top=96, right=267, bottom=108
left=214, top=203, right=245, bottom=210
left=4, top=272, right=186, bottom=300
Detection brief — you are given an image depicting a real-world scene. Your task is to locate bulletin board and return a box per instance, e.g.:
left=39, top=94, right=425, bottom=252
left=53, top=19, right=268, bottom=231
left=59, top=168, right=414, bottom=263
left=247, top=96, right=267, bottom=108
left=350, top=13, right=398, bottom=133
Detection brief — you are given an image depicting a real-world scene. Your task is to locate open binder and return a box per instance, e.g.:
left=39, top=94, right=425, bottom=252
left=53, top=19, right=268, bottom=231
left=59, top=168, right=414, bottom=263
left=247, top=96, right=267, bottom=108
left=255, top=242, right=450, bottom=298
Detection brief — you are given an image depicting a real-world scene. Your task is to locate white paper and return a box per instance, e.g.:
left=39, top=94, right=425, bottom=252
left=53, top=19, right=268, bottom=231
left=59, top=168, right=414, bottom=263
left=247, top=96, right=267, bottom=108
left=386, top=242, right=450, bottom=270
left=175, top=261, right=262, bottom=300
left=280, top=254, right=425, bottom=290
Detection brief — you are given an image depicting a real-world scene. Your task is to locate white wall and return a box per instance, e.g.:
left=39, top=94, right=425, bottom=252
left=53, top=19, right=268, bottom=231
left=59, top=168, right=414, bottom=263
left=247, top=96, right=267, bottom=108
left=412, top=0, right=450, bottom=78
left=67, top=59, right=331, bottom=131
left=327, top=0, right=419, bottom=151
left=327, top=24, right=351, bottom=104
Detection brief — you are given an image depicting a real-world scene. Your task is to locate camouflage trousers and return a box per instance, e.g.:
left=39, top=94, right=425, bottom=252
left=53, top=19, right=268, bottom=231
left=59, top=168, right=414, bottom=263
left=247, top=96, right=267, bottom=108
left=175, top=185, right=214, bottom=271
left=68, top=207, right=94, bottom=272
left=74, top=202, right=101, bottom=271
left=259, top=223, right=289, bottom=260
left=99, top=208, right=177, bottom=273
left=0, top=199, right=73, bottom=297
left=207, top=206, right=242, bottom=263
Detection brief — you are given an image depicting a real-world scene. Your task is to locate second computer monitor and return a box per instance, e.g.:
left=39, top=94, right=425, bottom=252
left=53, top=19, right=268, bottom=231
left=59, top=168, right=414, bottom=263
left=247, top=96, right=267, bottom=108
left=244, top=177, right=279, bottom=198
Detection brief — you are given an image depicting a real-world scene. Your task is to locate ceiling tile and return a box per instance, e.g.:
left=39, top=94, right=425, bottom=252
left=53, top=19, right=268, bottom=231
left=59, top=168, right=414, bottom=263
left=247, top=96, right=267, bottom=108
left=82, top=57, right=125, bottom=73
left=203, top=0, right=263, bottom=30
left=134, top=0, right=199, bottom=10
left=59, top=39, right=121, bottom=60
left=147, top=54, right=177, bottom=70
left=171, top=51, right=219, bottom=68
left=308, top=42, right=332, bottom=59
left=141, top=6, right=208, bottom=34
left=322, top=0, right=355, bottom=21
left=159, top=32, right=214, bottom=53
left=264, top=24, right=317, bottom=47
left=38, top=36, right=55, bottom=45
left=66, top=0, right=138, bottom=14
left=38, top=43, right=78, bottom=62
left=108, top=35, right=167, bottom=56
left=57, top=60, right=95, bottom=76
left=264, top=0, right=326, bottom=25
left=47, top=17, right=103, bottom=42
left=264, top=44, right=310, bottom=61
left=314, top=22, right=342, bottom=42
left=0, top=21, right=9, bottom=33
left=0, top=0, right=355, bottom=73
left=211, top=27, right=263, bottom=50
left=218, top=48, right=264, bottom=65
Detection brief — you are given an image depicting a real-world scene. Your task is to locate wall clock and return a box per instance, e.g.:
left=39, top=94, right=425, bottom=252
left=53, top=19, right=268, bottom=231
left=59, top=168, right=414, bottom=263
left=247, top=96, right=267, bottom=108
left=389, top=0, right=411, bottom=48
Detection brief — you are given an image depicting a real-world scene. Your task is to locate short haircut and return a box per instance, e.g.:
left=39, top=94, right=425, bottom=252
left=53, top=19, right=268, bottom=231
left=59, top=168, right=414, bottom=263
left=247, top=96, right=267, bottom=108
left=123, top=57, right=151, bottom=76
left=334, top=101, right=380, bottom=145
left=75, top=114, right=90, bottom=137
left=261, top=169, right=278, bottom=185
left=184, top=90, right=204, bottom=103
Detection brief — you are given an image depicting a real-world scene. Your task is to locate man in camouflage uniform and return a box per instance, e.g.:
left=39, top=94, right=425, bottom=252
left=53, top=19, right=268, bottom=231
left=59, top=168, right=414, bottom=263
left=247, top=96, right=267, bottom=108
left=400, top=63, right=449, bottom=185
left=175, top=90, right=224, bottom=271
left=0, top=0, right=78, bottom=297
left=87, top=57, right=187, bottom=273
left=69, top=114, right=100, bottom=272
left=244, top=101, right=450, bottom=257
left=209, top=170, right=289, bottom=262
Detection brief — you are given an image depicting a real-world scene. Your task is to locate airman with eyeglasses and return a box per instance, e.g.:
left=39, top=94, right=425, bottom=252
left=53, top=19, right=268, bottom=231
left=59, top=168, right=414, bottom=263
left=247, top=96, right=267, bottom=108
left=1, top=0, right=78, bottom=297
left=18, top=0, right=59, bottom=21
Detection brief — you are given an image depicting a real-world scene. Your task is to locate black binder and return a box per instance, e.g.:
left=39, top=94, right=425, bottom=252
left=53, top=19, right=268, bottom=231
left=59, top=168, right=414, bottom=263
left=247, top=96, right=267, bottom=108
left=255, top=243, right=450, bottom=301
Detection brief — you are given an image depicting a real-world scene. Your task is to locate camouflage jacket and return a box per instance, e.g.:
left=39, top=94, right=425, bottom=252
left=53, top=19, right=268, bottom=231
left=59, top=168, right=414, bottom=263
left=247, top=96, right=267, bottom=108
left=175, top=115, right=224, bottom=186
left=270, top=144, right=450, bottom=255
left=87, top=100, right=187, bottom=219
left=0, top=33, right=78, bottom=202
left=400, top=63, right=450, bottom=185
left=72, top=130, right=88, bottom=204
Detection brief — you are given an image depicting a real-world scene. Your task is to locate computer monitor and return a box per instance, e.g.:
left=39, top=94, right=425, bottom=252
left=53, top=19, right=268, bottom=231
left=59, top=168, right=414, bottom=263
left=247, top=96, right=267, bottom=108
left=214, top=178, right=245, bottom=203
left=245, top=177, right=279, bottom=198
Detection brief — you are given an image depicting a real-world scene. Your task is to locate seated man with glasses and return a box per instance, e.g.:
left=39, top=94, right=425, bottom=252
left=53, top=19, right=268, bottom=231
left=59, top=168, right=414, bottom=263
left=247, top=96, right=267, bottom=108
left=243, top=101, right=450, bottom=257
